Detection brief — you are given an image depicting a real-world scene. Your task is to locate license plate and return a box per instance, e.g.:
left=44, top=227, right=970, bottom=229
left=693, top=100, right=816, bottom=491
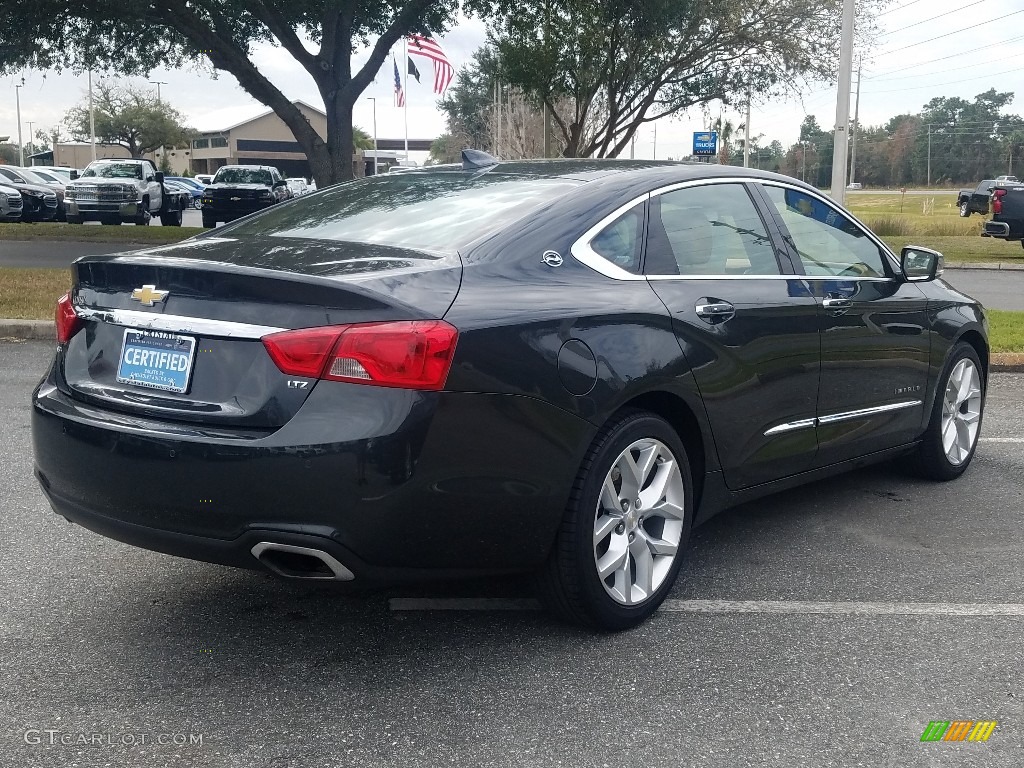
left=116, top=329, right=196, bottom=394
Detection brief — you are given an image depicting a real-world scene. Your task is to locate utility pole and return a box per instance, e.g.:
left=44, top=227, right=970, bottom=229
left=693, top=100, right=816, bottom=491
left=150, top=81, right=167, bottom=166
left=850, top=59, right=862, bottom=185
left=801, top=142, right=808, bottom=182
left=743, top=90, right=751, bottom=168
left=26, top=121, right=34, bottom=164
left=88, top=71, right=97, bottom=162
left=927, top=124, right=932, bottom=186
left=367, top=97, right=377, bottom=175
left=15, top=80, right=24, bottom=167
left=652, top=123, right=657, bottom=160
left=829, top=0, right=855, bottom=204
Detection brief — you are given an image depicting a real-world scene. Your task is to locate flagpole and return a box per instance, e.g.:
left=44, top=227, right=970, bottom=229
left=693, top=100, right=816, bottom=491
left=402, top=37, right=409, bottom=161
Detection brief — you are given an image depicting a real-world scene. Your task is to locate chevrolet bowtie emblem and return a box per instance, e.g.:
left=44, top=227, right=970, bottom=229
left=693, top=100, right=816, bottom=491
left=130, top=285, right=169, bottom=306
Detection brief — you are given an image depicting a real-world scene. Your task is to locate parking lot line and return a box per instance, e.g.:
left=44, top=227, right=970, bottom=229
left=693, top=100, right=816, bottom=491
left=388, top=598, right=1024, bottom=615
left=979, top=437, right=1024, bottom=442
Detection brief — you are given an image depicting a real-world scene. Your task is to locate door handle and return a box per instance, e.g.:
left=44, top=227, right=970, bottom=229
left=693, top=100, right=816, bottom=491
left=694, top=301, right=735, bottom=318
left=822, top=297, right=852, bottom=309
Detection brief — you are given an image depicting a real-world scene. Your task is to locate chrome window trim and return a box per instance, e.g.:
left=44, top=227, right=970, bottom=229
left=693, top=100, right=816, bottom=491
left=755, top=179, right=903, bottom=275
left=763, top=400, right=922, bottom=437
left=75, top=307, right=285, bottom=339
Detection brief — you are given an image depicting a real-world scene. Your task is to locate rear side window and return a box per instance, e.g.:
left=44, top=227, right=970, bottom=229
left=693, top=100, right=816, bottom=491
left=762, top=185, right=888, bottom=277
left=590, top=202, right=644, bottom=273
left=222, top=173, right=581, bottom=253
left=645, top=183, right=780, bottom=276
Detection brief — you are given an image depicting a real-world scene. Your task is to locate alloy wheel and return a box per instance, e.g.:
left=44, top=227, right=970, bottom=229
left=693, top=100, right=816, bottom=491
left=940, top=358, right=982, bottom=465
left=593, top=438, right=685, bottom=605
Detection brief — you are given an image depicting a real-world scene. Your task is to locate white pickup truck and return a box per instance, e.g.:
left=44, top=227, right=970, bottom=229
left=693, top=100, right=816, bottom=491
left=64, top=158, right=188, bottom=226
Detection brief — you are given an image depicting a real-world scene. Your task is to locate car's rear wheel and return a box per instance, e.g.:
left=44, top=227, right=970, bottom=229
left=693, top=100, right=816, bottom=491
left=193, top=198, right=203, bottom=210
left=912, top=342, right=984, bottom=480
left=536, top=411, right=692, bottom=630
left=959, top=201, right=970, bottom=217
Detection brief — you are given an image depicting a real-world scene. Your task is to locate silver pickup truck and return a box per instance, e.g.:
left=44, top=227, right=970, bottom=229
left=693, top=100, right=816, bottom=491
left=64, top=158, right=188, bottom=226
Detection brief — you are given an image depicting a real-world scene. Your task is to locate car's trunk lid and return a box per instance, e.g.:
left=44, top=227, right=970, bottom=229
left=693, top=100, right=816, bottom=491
left=61, top=235, right=462, bottom=428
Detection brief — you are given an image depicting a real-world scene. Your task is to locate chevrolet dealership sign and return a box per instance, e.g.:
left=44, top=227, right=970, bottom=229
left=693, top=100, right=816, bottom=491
left=692, top=131, right=718, bottom=156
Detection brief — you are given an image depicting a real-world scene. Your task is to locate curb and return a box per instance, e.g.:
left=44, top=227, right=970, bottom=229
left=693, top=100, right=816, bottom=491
left=945, top=262, right=1024, bottom=271
left=3, top=319, right=1022, bottom=372
left=0, top=319, right=54, bottom=341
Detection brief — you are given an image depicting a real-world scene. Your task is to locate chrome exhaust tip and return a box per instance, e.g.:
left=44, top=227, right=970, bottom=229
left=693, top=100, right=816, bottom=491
left=251, top=542, right=355, bottom=581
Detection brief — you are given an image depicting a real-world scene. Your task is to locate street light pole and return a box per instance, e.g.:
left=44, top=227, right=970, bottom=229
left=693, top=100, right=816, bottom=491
left=15, top=81, right=24, bottom=167
left=367, top=97, right=378, bottom=175
left=26, top=121, right=34, bottom=164
left=88, top=71, right=97, bottom=162
left=829, top=0, right=855, bottom=204
left=150, top=81, right=167, bottom=165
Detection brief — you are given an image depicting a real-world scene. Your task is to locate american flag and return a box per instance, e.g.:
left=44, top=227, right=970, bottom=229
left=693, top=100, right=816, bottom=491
left=393, top=57, right=405, bottom=107
left=407, top=34, right=455, bottom=94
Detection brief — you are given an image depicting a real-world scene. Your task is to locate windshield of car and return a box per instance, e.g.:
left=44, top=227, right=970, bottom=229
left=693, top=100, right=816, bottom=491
left=214, top=168, right=273, bottom=185
left=221, top=172, right=581, bottom=253
left=18, top=169, right=56, bottom=185
left=82, top=163, right=143, bottom=180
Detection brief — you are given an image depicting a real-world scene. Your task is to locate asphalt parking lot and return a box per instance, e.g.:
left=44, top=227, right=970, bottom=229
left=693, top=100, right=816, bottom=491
left=1, top=340, right=1022, bottom=767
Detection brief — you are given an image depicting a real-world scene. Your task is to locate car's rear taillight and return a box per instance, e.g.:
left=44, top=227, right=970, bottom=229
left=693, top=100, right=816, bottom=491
left=55, top=292, right=82, bottom=344
left=992, top=188, right=1007, bottom=215
left=262, top=321, right=459, bottom=391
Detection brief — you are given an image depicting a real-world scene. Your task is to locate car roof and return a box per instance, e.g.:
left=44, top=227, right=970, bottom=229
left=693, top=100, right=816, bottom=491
left=395, top=158, right=807, bottom=188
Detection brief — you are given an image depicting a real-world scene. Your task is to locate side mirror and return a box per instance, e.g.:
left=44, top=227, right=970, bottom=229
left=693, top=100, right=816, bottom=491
left=273, top=179, right=286, bottom=187
left=155, top=172, right=165, bottom=183
left=69, top=170, right=79, bottom=180
left=901, top=246, right=943, bottom=282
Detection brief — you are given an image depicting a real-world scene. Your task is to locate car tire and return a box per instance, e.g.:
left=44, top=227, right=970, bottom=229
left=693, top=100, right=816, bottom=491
left=910, top=342, right=985, bottom=481
left=66, top=215, right=83, bottom=225
left=160, top=206, right=183, bottom=227
left=202, top=213, right=216, bottom=228
left=959, top=201, right=970, bottom=217
left=193, top=198, right=203, bottom=210
left=536, top=410, right=693, bottom=630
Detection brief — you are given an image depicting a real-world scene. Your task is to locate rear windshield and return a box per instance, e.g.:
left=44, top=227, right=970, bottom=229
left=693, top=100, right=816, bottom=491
left=220, top=172, right=581, bottom=252
left=215, top=168, right=273, bottom=185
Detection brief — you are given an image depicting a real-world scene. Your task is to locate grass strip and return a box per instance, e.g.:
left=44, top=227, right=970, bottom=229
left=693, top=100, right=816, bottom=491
left=0, top=222, right=202, bottom=243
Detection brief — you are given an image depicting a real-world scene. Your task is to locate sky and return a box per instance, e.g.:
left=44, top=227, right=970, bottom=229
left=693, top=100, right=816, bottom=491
left=1, top=0, right=1022, bottom=164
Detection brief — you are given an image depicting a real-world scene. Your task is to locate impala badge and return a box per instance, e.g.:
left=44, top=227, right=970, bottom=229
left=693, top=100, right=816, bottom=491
left=130, top=285, right=169, bottom=306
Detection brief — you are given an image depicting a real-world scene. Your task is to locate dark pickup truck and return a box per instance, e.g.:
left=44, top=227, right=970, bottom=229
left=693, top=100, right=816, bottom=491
left=957, top=180, right=997, bottom=217
left=982, top=181, right=1024, bottom=247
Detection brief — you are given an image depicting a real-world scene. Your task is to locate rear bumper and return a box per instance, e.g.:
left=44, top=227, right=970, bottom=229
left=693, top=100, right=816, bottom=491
left=32, top=374, right=594, bottom=580
left=984, top=217, right=1023, bottom=240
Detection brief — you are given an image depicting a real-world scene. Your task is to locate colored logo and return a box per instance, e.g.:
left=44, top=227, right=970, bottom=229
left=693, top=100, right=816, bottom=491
left=920, top=721, right=997, bottom=742
left=130, top=285, right=169, bottom=306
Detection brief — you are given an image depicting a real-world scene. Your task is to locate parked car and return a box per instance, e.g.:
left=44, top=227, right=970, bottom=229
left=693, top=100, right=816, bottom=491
left=0, top=182, right=24, bottom=221
left=957, top=179, right=997, bottom=217
left=982, top=179, right=1024, bottom=247
left=846, top=182, right=863, bottom=190
left=33, top=155, right=988, bottom=630
left=200, top=164, right=289, bottom=227
left=163, top=179, right=203, bottom=210
left=166, top=176, right=207, bottom=209
left=286, top=177, right=309, bottom=197
left=64, top=158, right=185, bottom=226
left=1, top=166, right=68, bottom=221
left=0, top=165, right=58, bottom=221
left=194, top=174, right=214, bottom=185
left=30, top=166, right=80, bottom=182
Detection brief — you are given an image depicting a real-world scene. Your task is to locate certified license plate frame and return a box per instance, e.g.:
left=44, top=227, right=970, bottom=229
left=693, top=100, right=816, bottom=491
left=115, top=328, right=197, bottom=394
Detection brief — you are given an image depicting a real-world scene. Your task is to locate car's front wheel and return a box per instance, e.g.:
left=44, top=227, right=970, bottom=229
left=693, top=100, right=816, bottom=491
left=959, top=201, right=970, bottom=217
left=537, top=411, right=692, bottom=630
left=912, top=342, right=985, bottom=480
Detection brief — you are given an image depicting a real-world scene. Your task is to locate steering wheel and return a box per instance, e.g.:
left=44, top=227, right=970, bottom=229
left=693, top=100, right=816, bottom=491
left=837, top=262, right=873, bottom=277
